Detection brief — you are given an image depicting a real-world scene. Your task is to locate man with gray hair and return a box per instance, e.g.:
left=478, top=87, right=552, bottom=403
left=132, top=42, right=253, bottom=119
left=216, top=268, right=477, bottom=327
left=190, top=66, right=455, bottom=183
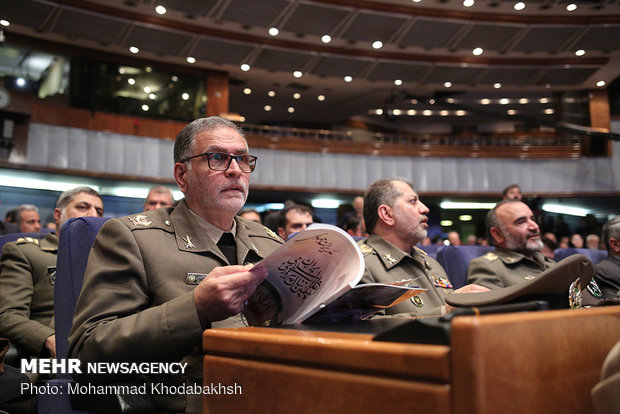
left=359, top=178, right=487, bottom=317
left=16, top=204, right=42, bottom=233
left=69, top=116, right=282, bottom=413
left=593, top=215, right=620, bottom=299
left=0, top=186, right=103, bottom=358
left=143, top=185, right=174, bottom=211
left=467, top=199, right=555, bottom=289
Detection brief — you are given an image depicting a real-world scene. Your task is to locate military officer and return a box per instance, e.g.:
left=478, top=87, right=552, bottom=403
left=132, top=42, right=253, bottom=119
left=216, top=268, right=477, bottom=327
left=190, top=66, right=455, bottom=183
left=593, top=215, right=620, bottom=299
left=68, top=117, right=283, bottom=414
left=359, top=178, right=488, bottom=317
left=0, top=186, right=103, bottom=358
left=467, top=199, right=555, bottom=289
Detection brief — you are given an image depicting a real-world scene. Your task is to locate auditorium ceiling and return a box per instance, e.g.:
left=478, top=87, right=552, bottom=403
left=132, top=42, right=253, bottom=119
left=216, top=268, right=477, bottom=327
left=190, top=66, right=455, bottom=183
left=1, top=0, right=620, bottom=130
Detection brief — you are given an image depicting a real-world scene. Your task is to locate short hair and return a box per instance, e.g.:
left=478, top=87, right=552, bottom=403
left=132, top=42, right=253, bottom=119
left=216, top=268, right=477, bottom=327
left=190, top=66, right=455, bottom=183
left=602, top=215, right=620, bottom=252
left=364, top=178, right=413, bottom=234
left=343, top=215, right=362, bottom=232
left=278, top=204, right=313, bottom=229
left=238, top=208, right=260, bottom=217
left=147, top=185, right=172, bottom=197
left=16, top=204, right=39, bottom=224
left=502, top=184, right=521, bottom=198
left=56, top=186, right=102, bottom=211
left=485, top=199, right=522, bottom=246
left=173, top=116, right=246, bottom=163
left=5, top=208, right=18, bottom=223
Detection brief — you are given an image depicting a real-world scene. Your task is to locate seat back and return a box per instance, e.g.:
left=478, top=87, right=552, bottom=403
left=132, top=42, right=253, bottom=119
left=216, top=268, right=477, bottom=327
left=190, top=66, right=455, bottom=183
left=54, top=216, right=109, bottom=369
left=0, top=231, right=50, bottom=253
left=437, top=245, right=494, bottom=289
left=553, top=247, right=608, bottom=265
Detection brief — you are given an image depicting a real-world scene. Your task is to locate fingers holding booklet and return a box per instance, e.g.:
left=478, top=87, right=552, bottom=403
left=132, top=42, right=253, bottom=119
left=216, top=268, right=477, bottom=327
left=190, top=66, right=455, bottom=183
left=242, top=224, right=426, bottom=326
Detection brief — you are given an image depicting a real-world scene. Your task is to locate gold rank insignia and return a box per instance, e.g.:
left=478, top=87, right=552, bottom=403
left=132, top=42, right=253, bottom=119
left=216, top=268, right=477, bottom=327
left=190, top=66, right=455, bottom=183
left=264, top=227, right=283, bottom=242
left=413, top=246, right=427, bottom=256
left=411, top=296, right=424, bottom=307
left=384, top=253, right=397, bottom=265
left=128, top=215, right=152, bottom=227
left=505, top=257, right=518, bottom=263
left=359, top=244, right=374, bottom=255
left=524, top=275, right=536, bottom=280
left=16, top=237, right=39, bottom=245
left=484, top=252, right=498, bottom=261
left=182, top=235, right=196, bottom=249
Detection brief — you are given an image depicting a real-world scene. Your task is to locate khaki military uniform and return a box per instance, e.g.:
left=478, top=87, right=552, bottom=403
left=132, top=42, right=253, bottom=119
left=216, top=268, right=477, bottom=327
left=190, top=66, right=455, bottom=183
left=359, top=235, right=453, bottom=318
left=593, top=255, right=620, bottom=299
left=466, top=247, right=555, bottom=290
left=0, top=233, right=57, bottom=356
left=68, top=200, right=282, bottom=413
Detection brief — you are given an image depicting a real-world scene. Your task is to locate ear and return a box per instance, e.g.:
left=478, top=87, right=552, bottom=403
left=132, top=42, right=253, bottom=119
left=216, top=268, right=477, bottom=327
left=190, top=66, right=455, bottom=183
left=377, top=205, right=395, bottom=227
left=277, top=227, right=286, bottom=239
left=489, top=226, right=504, bottom=245
left=174, top=163, right=188, bottom=193
left=53, top=208, right=61, bottom=227
left=610, top=237, right=620, bottom=254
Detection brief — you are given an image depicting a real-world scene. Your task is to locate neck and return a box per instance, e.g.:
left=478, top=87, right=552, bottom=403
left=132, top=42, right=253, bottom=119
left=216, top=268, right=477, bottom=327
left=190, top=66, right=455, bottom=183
left=185, top=200, right=235, bottom=231
left=375, top=231, right=414, bottom=254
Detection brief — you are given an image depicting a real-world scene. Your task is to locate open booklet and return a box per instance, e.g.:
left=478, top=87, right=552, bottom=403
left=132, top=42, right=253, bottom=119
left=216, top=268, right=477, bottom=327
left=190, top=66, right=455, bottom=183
left=242, top=223, right=426, bottom=326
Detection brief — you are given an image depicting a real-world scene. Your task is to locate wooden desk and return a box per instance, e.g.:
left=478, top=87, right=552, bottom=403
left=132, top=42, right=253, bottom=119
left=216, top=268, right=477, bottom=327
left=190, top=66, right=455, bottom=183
left=203, top=307, right=620, bottom=414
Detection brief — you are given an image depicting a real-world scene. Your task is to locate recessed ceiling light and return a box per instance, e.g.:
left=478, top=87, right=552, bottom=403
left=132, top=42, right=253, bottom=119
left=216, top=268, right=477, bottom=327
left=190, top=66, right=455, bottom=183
left=182, top=93, right=189, bottom=100
left=293, top=93, right=301, bottom=99
left=269, top=27, right=279, bottom=36
left=463, top=0, right=474, bottom=7
left=171, top=76, right=178, bottom=82
left=514, top=2, right=525, bottom=10
left=264, top=105, right=272, bottom=111
left=317, top=95, right=326, bottom=101
left=344, top=76, right=353, bottom=82
left=394, top=79, right=403, bottom=86
left=287, top=107, right=295, bottom=113
left=440, top=110, right=449, bottom=116
left=440, top=220, right=453, bottom=227
left=0, top=20, right=10, bottom=27
left=321, top=35, right=332, bottom=43
left=575, top=49, right=585, bottom=56
left=539, top=97, right=550, bottom=103
left=446, top=98, right=455, bottom=103
left=141, top=104, right=149, bottom=111
left=16, top=77, right=26, bottom=87
left=393, top=109, right=402, bottom=115
left=423, top=110, right=432, bottom=116
left=149, top=93, right=156, bottom=99
left=456, top=110, right=466, bottom=116
left=500, top=98, right=509, bottom=104
left=566, top=3, right=577, bottom=11
left=155, top=5, right=166, bottom=14
left=293, top=71, right=303, bottom=78
left=493, top=83, right=502, bottom=89
left=143, top=86, right=151, bottom=93
left=481, top=99, right=490, bottom=105
left=597, top=80, right=606, bottom=87
left=186, top=56, right=196, bottom=64
left=127, top=78, right=135, bottom=85
left=444, top=81, right=452, bottom=88
left=507, top=109, right=516, bottom=115
left=268, top=90, right=276, bottom=97
left=240, top=64, right=250, bottom=71
left=375, top=109, right=384, bottom=115
left=459, top=215, right=473, bottom=221
left=544, top=108, right=554, bottom=114
left=519, top=98, right=529, bottom=104
left=473, top=47, right=483, bottom=56
left=243, top=88, right=252, bottom=95
left=372, top=41, right=383, bottom=49
left=407, top=109, right=416, bottom=115
left=129, top=46, right=139, bottom=54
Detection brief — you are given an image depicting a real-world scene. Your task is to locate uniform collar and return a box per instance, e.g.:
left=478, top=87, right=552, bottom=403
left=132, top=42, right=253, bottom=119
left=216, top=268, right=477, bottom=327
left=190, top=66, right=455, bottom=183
left=366, top=234, right=427, bottom=270
left=494, top=246, right=550, bottom=268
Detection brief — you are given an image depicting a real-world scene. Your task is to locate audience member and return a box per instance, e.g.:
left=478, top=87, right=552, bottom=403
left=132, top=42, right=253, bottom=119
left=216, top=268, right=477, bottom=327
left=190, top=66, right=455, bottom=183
left=4, top=208, right=18, bottom=224
left=143, top=185, right=174, bottom=211
left=358, top=178, right=487, bottom=317
left=339, top=196, right=364, bottom=228
left=0, top=187, right=103, bottom=358
left=45, top=222, right=57, bottom=231
left=68, top=117, right=283, bottom=413
left=466, top=234, right=477, bottom=245
left=570, top=233, right=584, bottom=248
left=541, top=236, right=557, bottom=260
left=502, top=184, right=522, bottom=201
left=593, top=215, right=620, bottom=299
left=542, top=232, right=557, bottom=244
left=277, top=204, right=314, bottom=240
left=467, top=199, right=555, bottom=289
left=586, top=234, right=601, bottom=250
left=16, top=204, right=42, bottom=233
left=447, top=231, right=461, bottom=246
left=558, top=236, right=570, bottom=249
left=343, top=215, right=364, bottom=238
left=238, top=208, right=262, bottom=224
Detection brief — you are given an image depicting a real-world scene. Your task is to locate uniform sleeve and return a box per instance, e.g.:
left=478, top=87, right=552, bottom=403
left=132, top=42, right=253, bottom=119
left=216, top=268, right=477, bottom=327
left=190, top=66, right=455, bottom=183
left=466, top=258, right=506, bottom=290
left=593, top=260, right=620, bottom=299
left=68, top=219, right=204, bottom=365
left=0, top=243, right=54, bottom=356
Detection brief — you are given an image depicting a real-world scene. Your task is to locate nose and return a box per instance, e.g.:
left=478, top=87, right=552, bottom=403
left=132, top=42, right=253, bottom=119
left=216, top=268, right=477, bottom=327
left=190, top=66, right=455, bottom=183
left=225, top=157, right=243, bottom=176
left=528, top=218, right=539, bottom=231
left=419, top=201, right=430, bottom=214
left=85, top=207, right=99, bottom=217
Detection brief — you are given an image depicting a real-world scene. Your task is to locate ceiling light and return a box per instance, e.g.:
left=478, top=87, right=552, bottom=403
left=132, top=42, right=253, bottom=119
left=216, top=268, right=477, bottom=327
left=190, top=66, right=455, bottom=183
left=264, top=105, right=272, bottom=111
left=597, top=80, right=606, bottom=87
left=375, top=109, right=384, bottom=115
left=539, top=97, right=550, bottom=103
left=473, top=47, right=483, bottom=56
left=500, top=98, right=509, bottom=104
left=429, top=99, right=435, bottom=104
left=143, top=86, right=151, bottom=93
left=507, top=109, right=516, bottom=115
left=149, top=93, right=156, bottom=99
left=293, top=93, right=301, bottom=99
left=423, top=110, right=432, bottom=116
left=545, top=84, right=551, bottom=88
left=317, top=95, right=326, bottom=101
left=440, top=110, right=449, bottom=116
left=440, top=201, right=495, bottom=209
left=544, top=108, right=554, bottom=114
left=145, top=66, right=152, bottom=72
left=182, top=93, right=189, bottom=100
left=0, top=20, right=9, bottom=27
left=407, top=109, right=416, bottom=115
left=459, top=215, right=473, bottom=221
left=127, top=78, right=135, bottom=85
left=444, top=81, right=452, bottom=88
left=446, top=98, right=455, bottom=103
left=171, top=76, right=178, bottom=82
left=519, top=98, right=529, bottom=104
left=440, top=220, right=454, bottom=227
left=463, top=0, right=474, bottom=7
left=312, top=199, right=340, bottom=209
left=494, top=83, right=502, bottom=89
left=372, top=41, right=383, bottom=49
left=344, top=76, right=353, bottom=82
left=575, top=49, right=585, bottom=56
left=155, top=5, right=166, bottom=14
left=287, top=107, right=295, bottom=113
left=141, top=104, right=149, bottom=111
left=129, top=46, right=139, bottom=54
left=456, top=110, right=466, bottom=116
left=321, top=35, right=332, bottom=43
left=15, top=77, right=26, bottom=87
left=481, top=98, right=490, bottom=105
left=412, top=0, right=422, bottom=3
left=393, top=109, right=402, bottom=116
left=566, top=3, right=577, bottom=11
left=514, top=2, right=525, bottom=10
left=268, top=90, right=275, bottom=97
left=268, top=27, right=279, bottom=36
left=394, top=79, right=403, bottom=86
left=243, top=88, right=252, bottom=95
left=240, top=64, right=250, bottom=71
left=186, top=57, right=196, bottom=64
left=542, top=203, right=589, bottom=217
left=293, top=71, right=303, bottom=78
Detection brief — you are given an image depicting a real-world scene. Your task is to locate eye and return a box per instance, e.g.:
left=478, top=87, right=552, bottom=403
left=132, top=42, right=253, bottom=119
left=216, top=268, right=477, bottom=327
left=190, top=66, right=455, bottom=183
left=210, top=153, right=227, bottom=161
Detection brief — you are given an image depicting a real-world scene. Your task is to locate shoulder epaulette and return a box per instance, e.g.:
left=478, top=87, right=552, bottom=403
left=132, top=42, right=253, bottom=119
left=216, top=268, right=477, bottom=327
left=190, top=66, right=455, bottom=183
left=128, top=214, right=153, bottom=227
left=359, top=244, right=375, bottom=255
left=263, top=226, right=283, bottom=243
left=484, top=252, right=498, bottom=261
left=15, top=237, right=39, bottom=246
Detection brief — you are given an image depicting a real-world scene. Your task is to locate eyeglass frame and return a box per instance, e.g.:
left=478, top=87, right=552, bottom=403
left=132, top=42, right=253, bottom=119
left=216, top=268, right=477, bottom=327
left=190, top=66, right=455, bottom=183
left=179, top=152, right=258, bottom=173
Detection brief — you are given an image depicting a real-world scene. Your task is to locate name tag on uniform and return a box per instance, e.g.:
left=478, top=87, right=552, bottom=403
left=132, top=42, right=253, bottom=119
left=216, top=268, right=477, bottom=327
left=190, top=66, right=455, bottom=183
left=185, top=273, right=207, bottom=285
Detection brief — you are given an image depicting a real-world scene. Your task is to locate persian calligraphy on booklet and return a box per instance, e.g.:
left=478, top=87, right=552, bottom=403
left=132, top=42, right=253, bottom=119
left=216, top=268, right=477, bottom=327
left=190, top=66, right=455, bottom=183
left=243, top=224, right=426, bottom=326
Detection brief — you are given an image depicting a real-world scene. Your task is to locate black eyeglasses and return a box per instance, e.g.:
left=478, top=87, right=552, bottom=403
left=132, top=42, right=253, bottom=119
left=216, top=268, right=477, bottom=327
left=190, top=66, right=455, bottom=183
left=180, top=152, right=257, bottom=173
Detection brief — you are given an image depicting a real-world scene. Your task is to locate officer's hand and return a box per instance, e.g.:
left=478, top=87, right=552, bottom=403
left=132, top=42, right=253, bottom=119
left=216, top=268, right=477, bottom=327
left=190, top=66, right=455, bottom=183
left=193, top=264, right=268, bottom=325
left=453, top=284, right=490, bottom=294
left=44, top=334, right=56, bottom=358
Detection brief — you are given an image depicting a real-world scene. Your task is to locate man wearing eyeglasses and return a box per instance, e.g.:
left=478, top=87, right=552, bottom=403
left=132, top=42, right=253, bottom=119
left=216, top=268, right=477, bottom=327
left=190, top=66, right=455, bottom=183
left=68, top=117, right=283, bottom=413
